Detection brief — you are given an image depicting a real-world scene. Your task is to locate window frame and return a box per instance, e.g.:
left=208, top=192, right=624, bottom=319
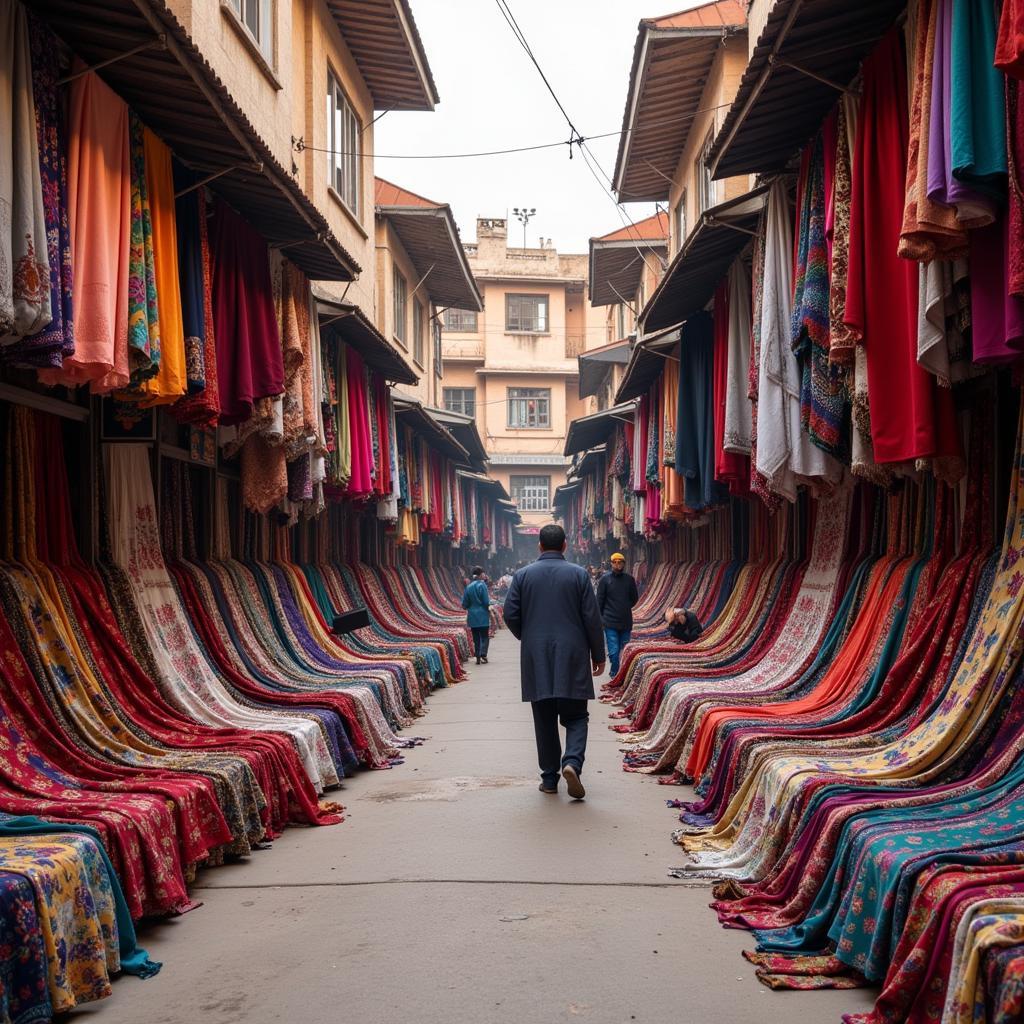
left=327, top=69, right=361, bottom=218
left=443, top=387, right=476, bottom=417
left=695, top=131, right=716, bottom=217
left=505, top=293, right=549, bottom=334
left=507, top=386, right=551, bottom=430
left=443, top=308, right=479, bottom=332
left=675, top=187, right=688, bottom=254
left=413, top=300, right=425, bottom=367
left=392, top=267, right=408, bottom=346
left=510, top=474, right=551, bottom=513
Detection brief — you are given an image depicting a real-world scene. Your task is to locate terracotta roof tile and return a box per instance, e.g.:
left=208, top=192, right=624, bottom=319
left=374, top=176, right=440, bottom=208
left=649, top=0, right=746, bottom=31
left=594, top=211, right=669, bottom=244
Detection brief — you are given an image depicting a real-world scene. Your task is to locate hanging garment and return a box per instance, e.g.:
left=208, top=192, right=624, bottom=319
left=900, top=0, right=968, bottom=260
left=344, top=348, right=374, bottom=496
left=918, top=257, right=970, bottom=385
left=756, top=180, right=839, bottom=501
left=828, top=96, right=857, bottom=367
left=0, top=0, right=50, bottom=343
left=950, top=0, right=1007, bottom=197
left=209, top=199, right=284, bottom=425
left=969, top=215, right=1024, bottom=363
left=40, top=67, right=130, bottom=392
left=997, top=0, right=1024, bottom=77
left=124, top=112, right=159, bottom=386
left=1, top=12, right=72, bottom=369
left=723, top=259, right=753, bottom=456
left=845, top=29, right=962, bottom=475
left=927, top=0, right=995, bottom=226
left=713, top=281, right=750, bottom=495
left=1010, top=78, right=1024, bottom=298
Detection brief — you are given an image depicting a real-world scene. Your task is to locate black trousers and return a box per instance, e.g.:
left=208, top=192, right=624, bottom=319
left=531, top=698, right=589, bottom=788
left=471, top=626, right=490, bottom=658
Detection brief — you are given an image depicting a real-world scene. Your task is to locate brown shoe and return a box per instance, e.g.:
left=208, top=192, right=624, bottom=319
left=538, top=783, right=558, bottom=794
left=562, top=765, right=585, bottom=800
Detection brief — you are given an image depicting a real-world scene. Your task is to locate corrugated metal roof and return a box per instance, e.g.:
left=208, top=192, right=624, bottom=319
left=709, top=0, right=905, bottom=179
left=589, top=213, right=668, bottom=308
left=325, top=0, right=438, bottom=111
left=640, top=186, right=766, bottom=334
left=25, top=0, right=359, bottom=281
left=614, top=325, right=681, bottom=404
left=315, top=295, right=418, bottom=385
left=613, top=0, right=746, bottom=202
left=578, top=340, right=631, bottom=400
left=564, top=402, right=637, bottom=457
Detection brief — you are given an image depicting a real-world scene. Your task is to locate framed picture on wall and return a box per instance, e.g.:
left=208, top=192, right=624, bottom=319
left=100, top=397, right=156, bottom=441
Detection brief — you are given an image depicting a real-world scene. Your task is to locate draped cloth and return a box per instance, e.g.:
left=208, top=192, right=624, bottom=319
left=1009, top=77, right=1024, bottom=299
left=713, top=281, right=750, bottom=495
left=0, top=0, right=50, bottom=343
left=755, top=180, right=839, bottom=502
left=997, top=0, right=1024, bottom=78
left=918, top=257, right=969, bottom=385
left=1, top=11, right=72, bottom=369
left=125, top=112, right=159, bottom=386
left=40, top=68, right=130, bottom=392
left=844, top=28, right=962, bottom=476
left=969, top=215, right=1024, bottom=363
left=723, top=259, right=753, bottom=456
left=209, top=199, right=284, bottom=425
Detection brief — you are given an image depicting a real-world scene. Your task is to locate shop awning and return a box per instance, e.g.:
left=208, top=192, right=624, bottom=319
left=578, top=339, right=631, bottom=400
left=427, top=407, right=488, bottom=471
left=457, top=470, right=512, bottom=501
left=709, top=0, right=905, bottom=180
left=569, top=445, right=606, bottom=481
left=640, top=187, right=767, bottom=334
left=316, top=296, right=418, bottom=385
left=394, top=397, right=470, bottom=463
left=325, top=0, right=438, bottom=111
left=614, top=325, right=681, bottom=404
left=375, top=179, right=483, bottom=311
left=564, top=403, right=636, bottom=457
left=588, top=213, right=668, bottom=307
left=613, top=1, right=747, bottom=202
left=552, top=481, right=582, bottom=510
left=26, top=0, right=359, bottom=281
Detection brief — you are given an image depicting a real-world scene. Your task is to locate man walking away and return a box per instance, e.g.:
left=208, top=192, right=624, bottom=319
left=462, top=566, right=492, bottom=665
left=596, top=552, right=639, bottom=677
left=503, top=524, right=605, bottom=800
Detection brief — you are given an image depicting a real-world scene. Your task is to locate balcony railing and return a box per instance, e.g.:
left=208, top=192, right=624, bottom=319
left=441, top=339, right=485, bottom=360
left=564, top=334, right=586, bottom=358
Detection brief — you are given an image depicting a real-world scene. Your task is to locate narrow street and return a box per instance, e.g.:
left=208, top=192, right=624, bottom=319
left=83, top=630, right=875, bottom=1024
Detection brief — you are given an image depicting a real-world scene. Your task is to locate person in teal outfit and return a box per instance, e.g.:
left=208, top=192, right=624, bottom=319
left=462, top=566, right=492, bottom=665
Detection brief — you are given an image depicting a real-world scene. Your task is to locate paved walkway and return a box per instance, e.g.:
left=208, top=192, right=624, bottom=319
left=84, top=629, right=875, bottom=1024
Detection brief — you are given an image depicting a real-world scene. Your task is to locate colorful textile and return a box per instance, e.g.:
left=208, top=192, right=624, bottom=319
left=997, top=0, right=1024, bottom=78
left=124, top=112, right=159, bottom=385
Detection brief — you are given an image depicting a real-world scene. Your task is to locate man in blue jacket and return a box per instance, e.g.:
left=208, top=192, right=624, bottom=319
left=595, top=552, right=639, bottom=677
left=462, top=566, right=492, bottom=665
left=503, top=524, right=605, bottom=800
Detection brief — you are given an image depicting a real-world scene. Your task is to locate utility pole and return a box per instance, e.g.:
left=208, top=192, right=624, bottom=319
left=512, top=206, right=536, bottom=249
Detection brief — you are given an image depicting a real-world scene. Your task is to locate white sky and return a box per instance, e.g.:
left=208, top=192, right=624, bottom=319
left=375, top=0, right=698, bottom=254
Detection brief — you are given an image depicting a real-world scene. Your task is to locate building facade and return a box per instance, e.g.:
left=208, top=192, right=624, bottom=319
left=439, top=218, right=605, bottom=531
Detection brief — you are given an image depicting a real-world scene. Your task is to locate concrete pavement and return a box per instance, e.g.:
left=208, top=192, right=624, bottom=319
left=81, top=629, right=876, bottom=1024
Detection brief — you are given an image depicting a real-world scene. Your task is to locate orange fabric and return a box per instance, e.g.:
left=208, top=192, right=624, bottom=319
left=139, top=127, right=185, bottom=404
left=40, top=68, right=130, bottom=392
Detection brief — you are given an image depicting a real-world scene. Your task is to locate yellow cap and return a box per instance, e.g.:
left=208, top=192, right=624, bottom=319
left=610, top=552, right=626, bottom=563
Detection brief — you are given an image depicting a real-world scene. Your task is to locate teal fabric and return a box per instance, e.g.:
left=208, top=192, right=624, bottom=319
left=951, top=0, right=1007, bottom=195
left=462, top=579, right=491, bottom=629
left=0, top=814, right=161, bottom=979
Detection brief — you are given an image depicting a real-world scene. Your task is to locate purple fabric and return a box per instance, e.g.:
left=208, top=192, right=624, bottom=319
left=970, top=217, right=1024, bottom=362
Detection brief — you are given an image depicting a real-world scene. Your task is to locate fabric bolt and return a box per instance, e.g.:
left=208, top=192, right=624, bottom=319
left=40, top=68, right=130, bottom=393
left=209, top=199, right=284, bottom=425
left=0, top=0, right=50, bottom=344
left=845, top=29, right=962, bottom=476
left=2, top=12, right=73, bottom=370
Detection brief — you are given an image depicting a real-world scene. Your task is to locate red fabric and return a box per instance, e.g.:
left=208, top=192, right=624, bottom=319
left=843, top=29, right=961, bottom=466
left=712, top=281, right=750, bottom=496
left=996, top=0, right=1024, bottom=79
left=1010, top=78, right=1024, bottom=297
left=209, top=199, right=284, bottom=426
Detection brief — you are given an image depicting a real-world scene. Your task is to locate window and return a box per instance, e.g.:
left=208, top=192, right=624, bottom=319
left=227, top=0, right=273, bottom=62
left=616, top=303, right=626, bottom=341
left=674, top=188, right=688, bottom=253
left=443, top=308, right=478, bottom=332
left=507, top=387, right=551, bottom=429
left=413, top=301, right=425, bottom=366
left=433, top=319, right=443, bottom=379
left=696, top=130, right=716, bottom=216
left=392, top=268, right=407, bottom=345
left=327, top=71, right=360, bottom=215
left=510, top=475, right=551, bottom=512
left=505, top=293, right=549, bottom=333
left=443, top=387, right=476, bottom=417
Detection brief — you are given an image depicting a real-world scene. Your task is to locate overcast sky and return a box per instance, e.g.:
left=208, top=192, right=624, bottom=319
left=375, top=0, right=694, bottom=254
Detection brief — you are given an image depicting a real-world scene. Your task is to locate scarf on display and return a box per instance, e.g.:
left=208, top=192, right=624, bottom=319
left=723, top=259, right=753, bottom=457
left=1, top=12, right=73, bottom=370
left=0, top=0, right=50, bottom=343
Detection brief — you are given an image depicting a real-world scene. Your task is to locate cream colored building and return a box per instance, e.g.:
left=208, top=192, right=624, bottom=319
left=439, top=219, right=605, bottom=530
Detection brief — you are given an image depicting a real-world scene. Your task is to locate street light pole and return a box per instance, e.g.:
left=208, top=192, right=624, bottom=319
left=512, top=206, right=536, bottom=249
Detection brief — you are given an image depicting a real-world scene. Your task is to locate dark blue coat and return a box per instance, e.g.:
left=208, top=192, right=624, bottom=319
left=503, top=552, right=606, bottom=702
